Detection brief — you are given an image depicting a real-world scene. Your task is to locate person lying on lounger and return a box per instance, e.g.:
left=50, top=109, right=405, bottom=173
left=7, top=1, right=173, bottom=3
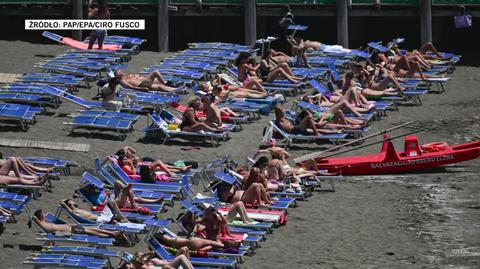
left=115, top=147, right=191, bottom=177
left=215, top=175, right=273, bottom=206
left=193, top=206, right=243, bottom=249
left=33, top=209, right=128, bottom=242
left=181, top=202, right=255, bottom=236
left=286, top=36, right=311, bottom=68
left=290, top=37, right=351, bottom=54
left=153, top=230, right=227, bottom=251
left=259, top=50, right=303, bottom=83
left=62, top=198, right=129, bottom=223
left=180, top=97, right=224, bottom=133
left=201, top=93, right=222, bottom=128
left=115, top=70, right=180, bottom=92
left=370, top=52, right=440, bottom=79
left=211, top=85, right=270, bottom=100
left=243, top=156, right=280, bottom=191
left=81, top=181, right=163, bottom=210
left=121, top=250, right=194, bottom=269
left=234, top=52, right=265, bottom=91
left=274, top=105, right=342, bottom=136
left=0, top=157, right=50, bottom=184
left=255, top=140, right=336, bottom=179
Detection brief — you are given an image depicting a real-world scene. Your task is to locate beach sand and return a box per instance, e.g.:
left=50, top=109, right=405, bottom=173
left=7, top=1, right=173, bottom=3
left=0, top=40, right=479, bottom=268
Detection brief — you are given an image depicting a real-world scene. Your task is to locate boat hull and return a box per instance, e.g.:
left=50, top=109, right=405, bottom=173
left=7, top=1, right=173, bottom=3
left=312, top=141, right=480, bottom=176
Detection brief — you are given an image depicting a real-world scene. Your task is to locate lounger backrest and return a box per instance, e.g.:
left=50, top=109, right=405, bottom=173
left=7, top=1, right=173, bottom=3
left=181, top=200, right=204, bottom=216
left=45, top=212, right=68, bottom=225
left=59, top=202, right=96, bottom=225
left=82, top=171, right=105, bottom=189
left=147, top=237, right=175, bottom=260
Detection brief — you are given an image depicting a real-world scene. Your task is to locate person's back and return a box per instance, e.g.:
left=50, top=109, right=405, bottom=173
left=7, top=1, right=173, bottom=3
left=205, top=103, right=221, bottom=126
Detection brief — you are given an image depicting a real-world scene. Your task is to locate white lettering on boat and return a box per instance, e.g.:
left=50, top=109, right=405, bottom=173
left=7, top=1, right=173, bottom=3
left=370, top=155, right=455, bottom=169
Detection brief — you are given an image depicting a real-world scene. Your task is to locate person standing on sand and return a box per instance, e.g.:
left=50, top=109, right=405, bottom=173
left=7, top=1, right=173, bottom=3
left=88, top=0, right=110, bottom=50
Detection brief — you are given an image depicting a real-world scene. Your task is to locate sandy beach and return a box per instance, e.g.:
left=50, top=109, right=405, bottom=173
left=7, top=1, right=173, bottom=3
left=0, top=40, right=479, bottom=269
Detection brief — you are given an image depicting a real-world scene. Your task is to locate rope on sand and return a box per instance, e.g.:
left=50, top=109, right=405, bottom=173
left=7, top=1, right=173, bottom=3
left=0, top=138, right=90, bottom=152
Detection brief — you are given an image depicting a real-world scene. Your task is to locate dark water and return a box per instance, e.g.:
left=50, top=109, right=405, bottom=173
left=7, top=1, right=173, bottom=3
left=1, top=14, right=478, bottom=65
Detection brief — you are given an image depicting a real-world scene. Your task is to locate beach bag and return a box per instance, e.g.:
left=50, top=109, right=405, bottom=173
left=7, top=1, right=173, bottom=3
left=454, top=6, right=472, bottom=29
left=139, top=165, right=156, bottom=183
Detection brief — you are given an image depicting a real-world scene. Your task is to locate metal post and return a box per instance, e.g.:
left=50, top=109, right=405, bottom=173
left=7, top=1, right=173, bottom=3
left=336, top=0, right=349, bottom=48
left=244, top=0, right=257, bottom=46
left=158, top=0, right=169, bottom=52
left=419, top=0, right=432, bottom=45
left=71, top=0, right=83, bottom=40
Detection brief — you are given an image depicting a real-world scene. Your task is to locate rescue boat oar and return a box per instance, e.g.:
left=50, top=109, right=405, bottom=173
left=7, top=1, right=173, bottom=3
left=294, top=121, right=417, bottom=163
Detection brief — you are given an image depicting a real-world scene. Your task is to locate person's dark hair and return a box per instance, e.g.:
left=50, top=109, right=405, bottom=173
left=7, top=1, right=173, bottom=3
left=202, top=93, right=215, bottom=102
left=97, top=0, right=108, bottom=13
left=298, top=109, right=310, bottom=120
left=64, top=199, right=73, bottom=206
left=0, top=152, right=3, bottom=159
left=371, top=52, right=380, bottom=63
left=262, top=49, right=272, bottom=59
left=34, top=209, right=43, bottom=220
left=234, top=52, right=251, bottom=67
left=117, top=155, right=126, bottom=164
left=345, top=72, right=354, bottom=80
left=115, top=149, right=125, bottom=156
left=109, top=77, right=121, bottom=86
left=253, top=156, right=269, bottom=168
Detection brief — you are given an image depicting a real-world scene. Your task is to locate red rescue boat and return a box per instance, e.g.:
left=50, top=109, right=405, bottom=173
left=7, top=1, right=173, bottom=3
left=300, top=135, right=480, bottom=176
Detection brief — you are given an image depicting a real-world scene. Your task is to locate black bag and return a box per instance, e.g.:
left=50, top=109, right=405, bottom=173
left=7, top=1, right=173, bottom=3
left=139, top=165, right=155, bottom=183
left=121, top=42, right=135, bottom=49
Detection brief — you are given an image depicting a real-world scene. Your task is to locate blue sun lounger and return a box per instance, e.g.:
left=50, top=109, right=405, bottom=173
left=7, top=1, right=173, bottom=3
left=49, top=211, right=145, bottom=239
left=41, top=246, right=118, bottom=258
left=96, top=165, right=184, bottom=197
left=144, top=113, right=230, bottom=147
left=77, top=172, right=165, bottom=215
left=24, top=254, right=108, bottom=269
left=75, top=110, right=140, bottom=121
left=269, top=121, right=347, bottom=147
left=0, top=103, right=39, bottom=131
left=38, top=64, right=98, bottom=79
left=82, top=169, right=174, bottom=206
left=161, top=226, right=250, bottom=262
left=147, top=236, right=238, bottom=268
left=39, top=85, right=144, bottom=113
left=64, top=116, right=135, bottom=140
left=0, top=92, right=59, bottom=108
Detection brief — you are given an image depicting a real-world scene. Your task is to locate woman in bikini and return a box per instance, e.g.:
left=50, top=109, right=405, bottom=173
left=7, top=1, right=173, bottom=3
left=121, top=250, right=194, bottom=269
left=259, top=49, right=303, bottom=83
left=116, top=70, right=180, bottom=92
left=179, top=98, right=224, bottom=133
left=216, top=179, right=272, bottom=207
left=234, top=52, right=265, bottom=91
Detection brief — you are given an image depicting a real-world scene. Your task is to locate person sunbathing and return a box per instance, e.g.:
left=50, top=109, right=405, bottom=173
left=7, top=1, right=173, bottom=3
left=115, top=70, right=179, bottom=92
left=0, top=207, right=13, bottom=218
left=286, top=37, right=311, bottom=68
left=0, top=157, right=50, bottom=181
left=371, top=52, right=437, bottom=79
left=291, top=37, right=351, bottom=54
left=211, top=85, right=270, bottom=100
left=193, top=206, right=242, bottom=249
left=122, top=250, right=194, bottom=269
left=180, top=98, right=224, bottom=133
left=259, top=50, right=303, bottom=83
left=115, top=147, right=191, bottom=177
left=154, top=230, right=226, bottom=251
left=33, top=209, right=127, bottom=241
left=201, top=93, right=222, bottom=128
left=243, top=156, right=279, bottom=191
left=216, top=180, right=272, bottom=206
left=234, top=52, right=265, bottom=91
left=255, top=140, right=332, bottom=179
left=274, top=105, right=341, bottom=136
left=100, top=76, right=123, bottom=112
left=180, top=201, right=255, bottom=238
left=81, top=182, right=163, bottom=210
left=62, top=199, right=129, bottom=223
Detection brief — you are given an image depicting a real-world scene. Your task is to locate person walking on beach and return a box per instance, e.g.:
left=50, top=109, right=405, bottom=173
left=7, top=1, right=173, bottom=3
left=88, top=0, right=110, bottom=50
